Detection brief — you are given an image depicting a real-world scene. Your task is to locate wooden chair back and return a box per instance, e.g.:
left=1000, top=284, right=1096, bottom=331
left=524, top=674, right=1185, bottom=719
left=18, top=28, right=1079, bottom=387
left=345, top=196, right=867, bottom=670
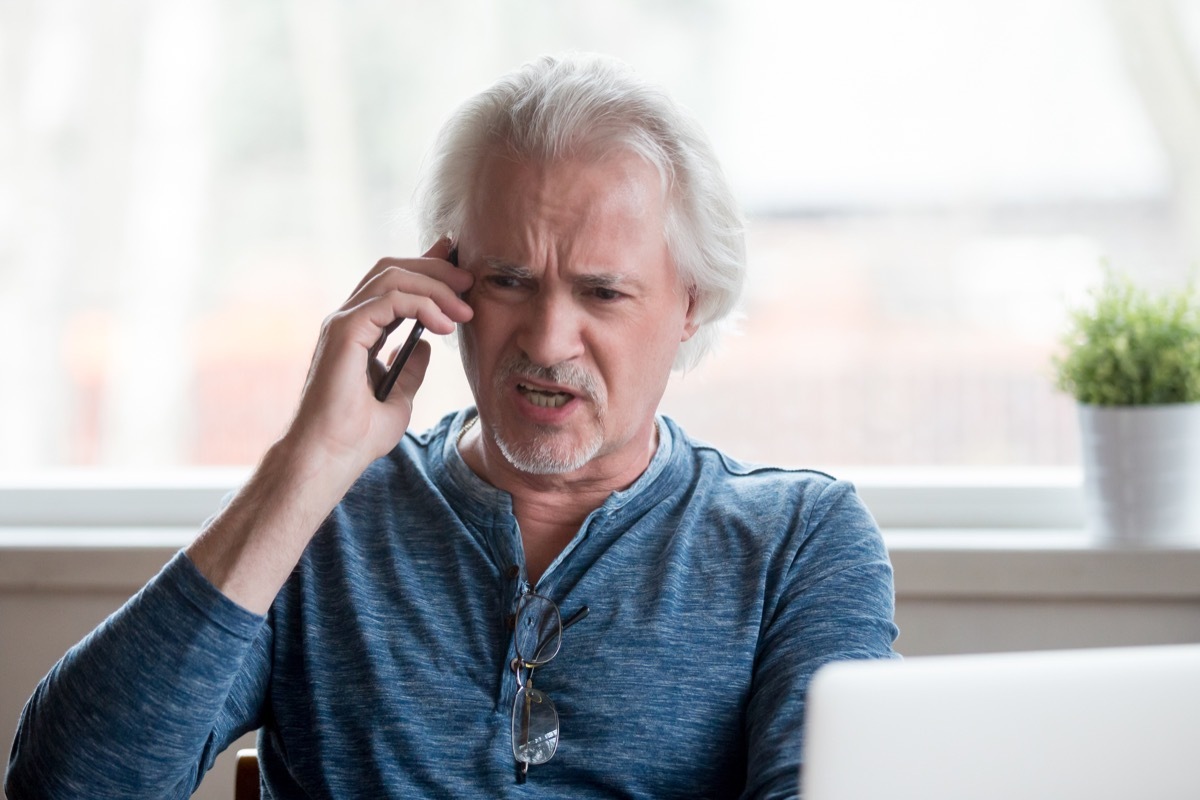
left=234, top=748, right=260, bottom=800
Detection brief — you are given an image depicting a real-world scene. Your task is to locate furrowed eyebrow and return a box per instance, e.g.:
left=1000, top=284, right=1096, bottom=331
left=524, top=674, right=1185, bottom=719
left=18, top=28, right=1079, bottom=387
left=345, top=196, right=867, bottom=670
left=577, top=273, right=643, bottom=292
left=577, top=273, right=620, bottom=289
left=483, top=258, right=534, bottom=280
left=481, top=257, right=642, bottom=291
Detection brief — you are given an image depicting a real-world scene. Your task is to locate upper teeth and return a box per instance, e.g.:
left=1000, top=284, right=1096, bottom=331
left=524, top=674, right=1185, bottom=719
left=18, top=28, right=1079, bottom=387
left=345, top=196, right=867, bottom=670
left=520, top=384, right=570, bottom=408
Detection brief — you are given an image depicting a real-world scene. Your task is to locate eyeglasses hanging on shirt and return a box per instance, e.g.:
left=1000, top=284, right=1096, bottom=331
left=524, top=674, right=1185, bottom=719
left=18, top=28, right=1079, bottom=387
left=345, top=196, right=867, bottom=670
left=510, top=592, right=589, bottom=783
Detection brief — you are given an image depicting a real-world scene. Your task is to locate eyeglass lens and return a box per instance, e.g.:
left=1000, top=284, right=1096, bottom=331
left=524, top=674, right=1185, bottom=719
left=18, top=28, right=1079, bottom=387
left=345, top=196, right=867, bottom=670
left=514, top=594, right=562, bottom=666
left=512, top=683, right=560, bottom=766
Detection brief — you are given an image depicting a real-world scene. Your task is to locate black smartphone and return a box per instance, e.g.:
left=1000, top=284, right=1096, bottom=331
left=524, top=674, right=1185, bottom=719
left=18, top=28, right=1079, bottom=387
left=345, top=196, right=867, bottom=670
left=371, top=248, right=458, bottom=402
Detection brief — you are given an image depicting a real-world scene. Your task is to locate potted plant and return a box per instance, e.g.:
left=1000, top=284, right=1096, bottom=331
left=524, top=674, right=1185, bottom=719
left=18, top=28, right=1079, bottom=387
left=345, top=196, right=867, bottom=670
left=1055, top=271, right=1200, bottom=545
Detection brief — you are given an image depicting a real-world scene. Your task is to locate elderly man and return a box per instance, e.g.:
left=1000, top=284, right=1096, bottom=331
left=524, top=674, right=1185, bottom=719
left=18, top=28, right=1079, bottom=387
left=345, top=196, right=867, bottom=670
left=6, top=54, right=897, bottom=799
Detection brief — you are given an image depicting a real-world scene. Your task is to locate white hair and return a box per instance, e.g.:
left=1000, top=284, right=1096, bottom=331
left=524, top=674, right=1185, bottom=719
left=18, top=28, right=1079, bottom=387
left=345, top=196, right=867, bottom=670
left=414, top=52, right=745, bottom=371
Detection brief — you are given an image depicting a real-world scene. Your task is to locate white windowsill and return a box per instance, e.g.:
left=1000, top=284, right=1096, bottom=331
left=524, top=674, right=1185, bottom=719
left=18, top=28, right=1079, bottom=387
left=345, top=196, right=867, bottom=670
left=885, top=529, right=1200, bottom=599
left=3, top=468, right=1197, bottom=600
left=4, top=526, right=1200, bottom=600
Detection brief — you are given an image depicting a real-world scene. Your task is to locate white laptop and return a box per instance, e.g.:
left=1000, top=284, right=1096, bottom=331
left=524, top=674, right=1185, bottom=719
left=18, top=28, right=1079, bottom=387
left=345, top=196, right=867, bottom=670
left=802, top=644, right=1200, bottom=800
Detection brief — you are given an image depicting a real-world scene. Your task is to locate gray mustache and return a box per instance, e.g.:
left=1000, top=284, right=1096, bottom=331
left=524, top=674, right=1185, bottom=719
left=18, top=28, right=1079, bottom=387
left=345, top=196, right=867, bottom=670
left=495, top=355, right=601, bottom=401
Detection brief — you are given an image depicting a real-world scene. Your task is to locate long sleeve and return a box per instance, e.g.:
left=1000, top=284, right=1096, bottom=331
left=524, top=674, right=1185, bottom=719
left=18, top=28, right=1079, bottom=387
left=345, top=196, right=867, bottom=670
left=741, top=480, right=900, bottom=799
left=5, top=552, right=270, bottom=799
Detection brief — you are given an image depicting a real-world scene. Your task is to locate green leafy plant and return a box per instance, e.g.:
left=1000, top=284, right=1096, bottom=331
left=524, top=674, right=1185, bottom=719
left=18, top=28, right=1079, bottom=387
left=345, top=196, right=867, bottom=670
left=1055, top=272, right=1200, bottom=406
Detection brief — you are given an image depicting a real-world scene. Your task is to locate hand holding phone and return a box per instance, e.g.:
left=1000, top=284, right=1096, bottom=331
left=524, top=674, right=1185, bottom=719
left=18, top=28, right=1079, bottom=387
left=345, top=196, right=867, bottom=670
left=370, top=248, right=459, bottom=401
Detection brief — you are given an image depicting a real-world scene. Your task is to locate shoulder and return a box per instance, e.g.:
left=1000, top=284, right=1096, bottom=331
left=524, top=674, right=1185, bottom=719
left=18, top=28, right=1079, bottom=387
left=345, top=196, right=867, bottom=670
left=666, top=417, right=860, bottom=513
left=662, top=418, right=881, bottom=567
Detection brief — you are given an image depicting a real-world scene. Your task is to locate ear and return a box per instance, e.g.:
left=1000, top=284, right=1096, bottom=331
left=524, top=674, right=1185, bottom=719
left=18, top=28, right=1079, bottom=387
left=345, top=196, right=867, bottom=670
left=680, top=289, right=701, bottom=343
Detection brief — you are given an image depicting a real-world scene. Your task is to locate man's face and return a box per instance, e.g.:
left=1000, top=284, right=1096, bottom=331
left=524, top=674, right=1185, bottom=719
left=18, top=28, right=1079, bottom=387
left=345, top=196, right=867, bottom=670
left=457, top=151, right=698, bottom=480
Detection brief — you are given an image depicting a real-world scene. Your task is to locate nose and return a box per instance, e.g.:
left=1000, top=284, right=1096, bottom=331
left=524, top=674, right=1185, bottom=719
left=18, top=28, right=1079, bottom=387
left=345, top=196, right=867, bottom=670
left=516, top=289, right=586, bottom=368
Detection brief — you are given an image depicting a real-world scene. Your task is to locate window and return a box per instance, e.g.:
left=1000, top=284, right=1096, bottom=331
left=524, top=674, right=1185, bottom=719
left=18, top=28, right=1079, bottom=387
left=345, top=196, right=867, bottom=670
left=2, top=0, right=1196, bottom=473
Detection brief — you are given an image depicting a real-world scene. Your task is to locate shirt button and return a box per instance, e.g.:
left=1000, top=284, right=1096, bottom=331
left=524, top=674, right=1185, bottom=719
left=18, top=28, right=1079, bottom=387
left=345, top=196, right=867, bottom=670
left=506, top=613, right=516, bottom=630
left=506, top=565, right=520, bottom=580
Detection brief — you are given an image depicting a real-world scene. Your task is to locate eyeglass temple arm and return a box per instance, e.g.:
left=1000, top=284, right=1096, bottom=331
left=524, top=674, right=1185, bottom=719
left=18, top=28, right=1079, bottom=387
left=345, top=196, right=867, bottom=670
left=514, top=659, right=541, bottom=785
left=562, top=605, right=589, bottom=631
left=529, top=605, right=590, bottom=664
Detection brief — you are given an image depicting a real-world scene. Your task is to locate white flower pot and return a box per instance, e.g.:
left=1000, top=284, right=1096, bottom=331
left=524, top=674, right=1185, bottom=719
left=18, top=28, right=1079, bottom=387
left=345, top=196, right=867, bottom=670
left=1078, top=403, right=1200, bottom=546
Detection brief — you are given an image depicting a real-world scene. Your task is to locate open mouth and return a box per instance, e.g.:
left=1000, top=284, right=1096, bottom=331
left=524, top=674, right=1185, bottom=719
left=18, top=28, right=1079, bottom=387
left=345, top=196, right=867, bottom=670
left=518, top=383, right=573, bottom=409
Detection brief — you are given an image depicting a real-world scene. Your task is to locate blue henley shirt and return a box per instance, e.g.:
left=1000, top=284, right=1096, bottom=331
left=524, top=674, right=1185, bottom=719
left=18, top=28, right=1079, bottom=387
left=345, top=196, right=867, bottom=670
left=6, top=411, right=898, bottom=798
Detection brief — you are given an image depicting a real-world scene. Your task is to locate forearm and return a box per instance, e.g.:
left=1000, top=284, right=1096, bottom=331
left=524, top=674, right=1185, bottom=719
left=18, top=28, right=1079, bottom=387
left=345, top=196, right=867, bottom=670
left=4, top=554, right=267, bottom=799
left=186, top=435, right=359, bottom=615
left=5, top=442, right=345, bottom=798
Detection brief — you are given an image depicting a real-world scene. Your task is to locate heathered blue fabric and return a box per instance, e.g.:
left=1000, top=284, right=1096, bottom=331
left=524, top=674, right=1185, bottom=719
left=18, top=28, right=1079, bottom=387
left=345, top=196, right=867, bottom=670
left=6, top=411, right=898, bottom=799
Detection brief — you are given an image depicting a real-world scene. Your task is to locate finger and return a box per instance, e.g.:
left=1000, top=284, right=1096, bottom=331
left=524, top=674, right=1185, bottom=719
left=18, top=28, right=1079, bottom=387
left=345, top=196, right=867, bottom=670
left=372, top=252, right=473, bottom=295
left=348, top=238, right=460, bottom=299
left=385, top=338, right=433, bottom=404
left=352, top=273, right=470, bottom=333
left=346, top=268, right=473, bottom=326
left=354, top=264, right=472, bottom=309
left=367, top=338, right=432, bottom=409
left=341, top=290, right=464, bottom=356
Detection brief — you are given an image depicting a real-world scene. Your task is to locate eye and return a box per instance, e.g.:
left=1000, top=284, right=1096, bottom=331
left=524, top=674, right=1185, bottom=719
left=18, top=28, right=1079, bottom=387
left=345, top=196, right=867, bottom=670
left=589, top=287, right=624, bottom=302
left=486, top=275, right=525, bottom=290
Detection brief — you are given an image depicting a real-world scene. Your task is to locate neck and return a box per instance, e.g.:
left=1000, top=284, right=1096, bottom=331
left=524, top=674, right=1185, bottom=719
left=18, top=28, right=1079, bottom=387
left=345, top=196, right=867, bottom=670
left=457, top=413, right=658, bottom=581
left=459, top=413, right=657, bottom=506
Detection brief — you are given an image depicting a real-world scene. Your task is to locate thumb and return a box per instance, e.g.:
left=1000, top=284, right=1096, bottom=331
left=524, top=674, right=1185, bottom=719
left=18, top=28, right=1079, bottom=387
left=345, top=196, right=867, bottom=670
left=385, top=338, right=433, bottom=406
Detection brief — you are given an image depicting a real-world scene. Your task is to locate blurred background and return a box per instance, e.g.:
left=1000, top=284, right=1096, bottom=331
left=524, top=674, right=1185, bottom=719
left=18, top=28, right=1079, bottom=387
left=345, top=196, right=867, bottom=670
left=2, top=0, right=1198, bottom=472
